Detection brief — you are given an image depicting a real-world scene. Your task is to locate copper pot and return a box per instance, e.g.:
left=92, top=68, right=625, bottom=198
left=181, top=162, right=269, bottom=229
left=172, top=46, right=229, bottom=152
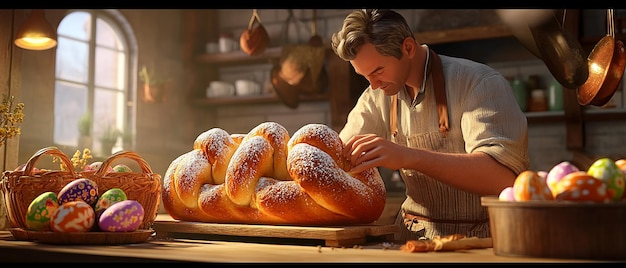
left=240, top=9, right=269, bottom=56
left=498, top=9, right=589, bottom=89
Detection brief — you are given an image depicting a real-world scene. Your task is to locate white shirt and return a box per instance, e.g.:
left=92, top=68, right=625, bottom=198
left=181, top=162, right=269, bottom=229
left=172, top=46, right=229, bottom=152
left=339, top=53, right=529, bottom=239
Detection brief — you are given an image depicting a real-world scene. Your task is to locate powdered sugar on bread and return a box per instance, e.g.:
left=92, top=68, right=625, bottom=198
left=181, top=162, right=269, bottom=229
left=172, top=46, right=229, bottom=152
left=162, top=122, right=387, bottom=225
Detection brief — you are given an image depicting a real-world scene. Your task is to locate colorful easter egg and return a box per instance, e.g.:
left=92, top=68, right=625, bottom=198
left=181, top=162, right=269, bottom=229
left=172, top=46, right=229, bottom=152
left=98, top=200, right=144, bottom=232
left=50, top=200, right=95, bottom=232
left=57, top=178, right=99, bottom=206
left=95, top=188, right=127, bottom=213
left=112, top=164, right=133, bottom=172
left=513, top=170, right=553, bottom=201
left=616, top=159, right=626, bottom=173
left=553, top=171, right=611, bottom=203
left=84, top=161, right=114, bottom=173
left=25, top=192, right=59, bottom=231
left=617, top=159, right=626, bottom=201
left=546, top=161, right=579, bottom=196
left=587, top=158, right=625, bottom=201
left=498, top=186, right=515, bottom=201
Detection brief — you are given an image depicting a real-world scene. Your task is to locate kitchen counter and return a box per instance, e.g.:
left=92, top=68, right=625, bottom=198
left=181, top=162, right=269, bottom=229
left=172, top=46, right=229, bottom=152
left=0, top=229, right=609, bottom=263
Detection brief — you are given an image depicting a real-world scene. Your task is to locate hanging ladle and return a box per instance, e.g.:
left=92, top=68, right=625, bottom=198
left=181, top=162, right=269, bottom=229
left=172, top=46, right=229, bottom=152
left=577, top=9, right=626, bottom=106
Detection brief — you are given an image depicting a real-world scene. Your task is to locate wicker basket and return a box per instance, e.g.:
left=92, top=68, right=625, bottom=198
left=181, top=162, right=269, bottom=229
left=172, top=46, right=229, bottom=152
left=1, top=147, right=162, bottom=231
left=80, top=150, right=162, bottom=230
left=1, top=147, right=78, bottom=229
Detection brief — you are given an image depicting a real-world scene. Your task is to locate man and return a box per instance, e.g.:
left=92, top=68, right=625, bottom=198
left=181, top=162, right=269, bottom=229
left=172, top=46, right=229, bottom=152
left=330, top=9, right=529, bottom=241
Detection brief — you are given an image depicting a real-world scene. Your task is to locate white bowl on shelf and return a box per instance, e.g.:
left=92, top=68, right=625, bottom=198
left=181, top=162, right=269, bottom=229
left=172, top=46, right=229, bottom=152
left=235, top=79, right=261, bottom=96
left=206, top=81, right=235, bottom=97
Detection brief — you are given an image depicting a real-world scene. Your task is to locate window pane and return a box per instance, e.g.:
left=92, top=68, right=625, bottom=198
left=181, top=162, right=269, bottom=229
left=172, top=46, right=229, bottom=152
left=54, top=81, right=88, bottom=146
left=95, top=47, right=126, bottom=89
left=58, top=11, right=91, bottom=41
left=93, top=88, right=124, bottom=153
left=96, top=17, right=123, bottom=49
left=55, top=36, right=89, bottom=83
left=53, top=10, right=133, bottom=153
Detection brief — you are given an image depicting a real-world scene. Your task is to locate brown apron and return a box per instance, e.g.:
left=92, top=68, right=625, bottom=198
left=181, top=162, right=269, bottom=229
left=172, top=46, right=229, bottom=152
left=390, top=49, right=448, bottom=139
left=390, top=48, right=489, bottom=241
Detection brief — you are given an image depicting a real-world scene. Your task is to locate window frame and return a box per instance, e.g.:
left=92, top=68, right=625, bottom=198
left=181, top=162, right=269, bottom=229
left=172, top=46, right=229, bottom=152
left=53, top=9, right=138, bottom=155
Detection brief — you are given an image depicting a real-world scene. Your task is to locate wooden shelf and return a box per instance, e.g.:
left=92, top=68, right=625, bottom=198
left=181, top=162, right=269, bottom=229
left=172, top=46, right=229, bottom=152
left=192, top=92, right=329, bottom=107
left=414, top=24, right=513, bottom=45
left=196, top=47, right=282, bottom=66
left=524, top=108, right=626, bottom=124
left=525, top=111, right=565, bottom=124
left=582, top=107, right=626, bottom=121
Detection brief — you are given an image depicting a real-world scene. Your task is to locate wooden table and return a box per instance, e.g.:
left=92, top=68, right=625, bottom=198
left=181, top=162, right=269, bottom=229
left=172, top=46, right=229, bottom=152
left=0, top=230, right=609, bottom=263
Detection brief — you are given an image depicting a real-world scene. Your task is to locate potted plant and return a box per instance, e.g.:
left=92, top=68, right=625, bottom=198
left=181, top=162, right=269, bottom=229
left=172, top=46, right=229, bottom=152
left=77, top=113, right=92, bottom=149
left=121, top=129, right=133, bottom=150
left=139, top=65, right=170, bottom=103
left=99, top=124, right=120, bottom=155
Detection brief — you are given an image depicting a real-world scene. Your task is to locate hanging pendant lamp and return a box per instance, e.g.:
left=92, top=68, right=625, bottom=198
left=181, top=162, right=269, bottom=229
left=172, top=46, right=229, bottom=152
left=14, top=10, right=57, bottom=50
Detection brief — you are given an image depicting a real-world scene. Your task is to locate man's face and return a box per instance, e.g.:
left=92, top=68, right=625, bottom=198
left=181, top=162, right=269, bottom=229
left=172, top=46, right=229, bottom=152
left=350, top=42, right=410, bottom=96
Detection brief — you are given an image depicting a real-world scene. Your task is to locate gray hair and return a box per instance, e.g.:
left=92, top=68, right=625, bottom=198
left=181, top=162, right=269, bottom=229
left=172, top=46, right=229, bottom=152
left=330, top=9, right=415, bottom=61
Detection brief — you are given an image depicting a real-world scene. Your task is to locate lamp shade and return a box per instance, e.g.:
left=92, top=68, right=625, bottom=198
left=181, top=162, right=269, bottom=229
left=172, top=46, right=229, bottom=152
left=14, top=10, right=57, bottom=50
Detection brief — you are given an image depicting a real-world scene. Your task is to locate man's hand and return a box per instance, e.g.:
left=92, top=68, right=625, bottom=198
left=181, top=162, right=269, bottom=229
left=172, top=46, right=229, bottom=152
left=342, top=134, right=517, bottom=196
left=343, top=134, right=409, bottom=173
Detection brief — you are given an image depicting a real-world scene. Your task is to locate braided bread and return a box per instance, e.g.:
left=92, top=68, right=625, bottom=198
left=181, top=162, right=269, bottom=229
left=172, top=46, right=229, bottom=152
left=162, top=122, right=387, bottom=225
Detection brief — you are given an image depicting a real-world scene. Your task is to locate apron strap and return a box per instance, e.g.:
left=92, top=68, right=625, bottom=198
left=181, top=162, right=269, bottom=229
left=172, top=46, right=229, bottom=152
left=389, top=49, right=449, bottom=138
left=390, top=94, right=398, bottom=138
left=430, top=50, right=449, bottom=137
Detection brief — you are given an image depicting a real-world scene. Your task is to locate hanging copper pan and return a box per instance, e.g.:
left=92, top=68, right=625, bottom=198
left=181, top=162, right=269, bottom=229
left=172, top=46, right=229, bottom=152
left=577, top=9, right=626, bottom=106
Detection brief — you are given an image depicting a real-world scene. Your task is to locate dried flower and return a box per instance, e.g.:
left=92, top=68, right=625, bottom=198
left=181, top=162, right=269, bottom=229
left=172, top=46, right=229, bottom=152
left=53, top=148, right=93, bottom=171
left=0, top=95, right=25, bottom=148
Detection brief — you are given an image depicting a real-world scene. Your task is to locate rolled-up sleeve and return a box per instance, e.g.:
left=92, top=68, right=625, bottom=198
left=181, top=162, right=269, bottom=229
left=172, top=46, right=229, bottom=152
left=339, top=87, right=390, bottom=143
left=458, top=71, right=529, bottom=175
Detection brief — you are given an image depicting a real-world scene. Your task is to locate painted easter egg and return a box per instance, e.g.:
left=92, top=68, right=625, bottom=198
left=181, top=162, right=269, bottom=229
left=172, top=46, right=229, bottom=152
left=84, top=161, right=114, bottom=173
left=546, top=161, right=580, bottom=196
left=112, top=164, right=133, bottom=172
left=513, top=170, right=553, bottom=201
left=95, top=188, right=127, bottom=213
left=587, top=158, right=625, bottom=201
left=57, top=178, right=99, bottom=206
left=98, top=200, right=144, bottom=232
left=25, top=192, right=59, bottom=231
left=553, top=171, right=611, bottom=203
left=50, top=200, right=95, bottom=232
left=617, top=159, right=626, bottom=201
left=498, top=186, right=515, bottom=201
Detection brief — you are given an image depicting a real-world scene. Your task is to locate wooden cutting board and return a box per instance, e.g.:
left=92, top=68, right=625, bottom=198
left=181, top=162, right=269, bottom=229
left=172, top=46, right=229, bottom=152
left=152, top=219, right=400, bottom=247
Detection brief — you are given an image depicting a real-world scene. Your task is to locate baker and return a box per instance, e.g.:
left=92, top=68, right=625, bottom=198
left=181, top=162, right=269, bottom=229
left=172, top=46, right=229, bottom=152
left=330, top=9, right=529, bottom=241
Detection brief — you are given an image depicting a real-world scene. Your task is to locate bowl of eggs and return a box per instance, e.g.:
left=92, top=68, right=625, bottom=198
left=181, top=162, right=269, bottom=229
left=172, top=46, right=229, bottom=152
left=482, top=158, right=626, bottom=260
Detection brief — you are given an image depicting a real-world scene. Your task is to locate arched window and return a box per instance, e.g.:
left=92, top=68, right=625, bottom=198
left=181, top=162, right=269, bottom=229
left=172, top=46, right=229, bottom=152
left=53, top=10, right=137, bottom=156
